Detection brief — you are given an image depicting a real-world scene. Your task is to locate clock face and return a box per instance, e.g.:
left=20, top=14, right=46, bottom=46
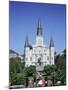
left=38, top=39, right=42, bottom=44
left=37, top=47, right=41, bottom=53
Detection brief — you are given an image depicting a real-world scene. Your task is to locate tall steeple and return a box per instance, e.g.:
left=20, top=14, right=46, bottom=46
left=50, top=35, right=54, bottom=65
left=24, top=35, right=29, bottom=47
left=36, top=19, right=43, bottom=46
left=50, top=35, right=54, bottom=47
left=37, top=19, right=43, bottom=36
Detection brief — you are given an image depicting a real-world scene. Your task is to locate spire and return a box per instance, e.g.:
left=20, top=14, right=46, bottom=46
left=50, top=35, right=54, bottom=47
left=24, top=35, right=29, bottom=47
left=37, top=19, right=43, bottom=36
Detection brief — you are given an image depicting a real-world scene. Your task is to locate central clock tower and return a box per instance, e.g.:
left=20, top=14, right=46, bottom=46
left=36, top=19, right=43, bottom=46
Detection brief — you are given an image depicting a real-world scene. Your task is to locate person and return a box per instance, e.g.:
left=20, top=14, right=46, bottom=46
left=28, top=77, right=34, bottom=88
left=47, top=79, right=53, bottom=86
left=38, top=77, right=45, bottom=87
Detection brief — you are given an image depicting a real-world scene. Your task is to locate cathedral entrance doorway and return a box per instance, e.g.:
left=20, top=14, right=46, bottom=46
left=36, top=56, right=44, bottom=71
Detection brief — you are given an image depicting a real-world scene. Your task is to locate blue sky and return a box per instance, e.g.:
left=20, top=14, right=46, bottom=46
left=9, top=1, right=66, bottom=54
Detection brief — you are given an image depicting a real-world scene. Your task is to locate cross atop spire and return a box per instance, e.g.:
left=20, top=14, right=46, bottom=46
left=37, top=19, right=43, bottom=36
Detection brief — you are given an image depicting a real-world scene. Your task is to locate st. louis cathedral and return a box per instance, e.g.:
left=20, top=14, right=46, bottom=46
left=24, top=20, right=54, bottom=71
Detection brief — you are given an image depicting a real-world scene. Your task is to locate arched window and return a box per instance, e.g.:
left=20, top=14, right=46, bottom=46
left=51, top=57, right=53, bottom=60
left=47, top=56, right=49, bottom=60
left=26, top=57, right=28, bottom=61
left=30, top=57, right=32, bottom=61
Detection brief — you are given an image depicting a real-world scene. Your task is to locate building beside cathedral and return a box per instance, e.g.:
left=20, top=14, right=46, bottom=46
left=24, top=20, right=54, bottom=71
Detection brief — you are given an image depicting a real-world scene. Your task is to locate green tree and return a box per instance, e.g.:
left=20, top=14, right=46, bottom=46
left=44, top=65, right=57, bottom=75
left=44, top=65, right=57, bottom=85
left=54, top=49, right=66, bottom=85
left=15, top=73, right=26, bottom=85
left=24, top=65, right=36, bottom=77
left=10, top=72, right=26, bottom=85
left=9, top=57, right=24, bottom=74
left=9, top=57, right=25, bottom=85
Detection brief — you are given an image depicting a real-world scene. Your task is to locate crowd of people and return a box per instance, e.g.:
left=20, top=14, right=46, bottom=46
left=27, top=72, right=53, bottom=88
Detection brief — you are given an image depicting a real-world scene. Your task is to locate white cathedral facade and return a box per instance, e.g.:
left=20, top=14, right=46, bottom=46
left=24, top=20, right=54, bottom=71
